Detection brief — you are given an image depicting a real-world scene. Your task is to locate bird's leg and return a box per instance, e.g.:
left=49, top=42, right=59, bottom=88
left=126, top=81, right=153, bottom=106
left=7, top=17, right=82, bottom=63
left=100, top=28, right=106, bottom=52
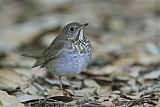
left=58, top=76, right=65, bottom=96
left=67, top=77, right=77, bottom=99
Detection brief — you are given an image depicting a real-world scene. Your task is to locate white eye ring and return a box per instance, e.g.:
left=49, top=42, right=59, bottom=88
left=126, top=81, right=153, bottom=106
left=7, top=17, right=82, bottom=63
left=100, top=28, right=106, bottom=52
left=69, top=27, right=74, bottom=31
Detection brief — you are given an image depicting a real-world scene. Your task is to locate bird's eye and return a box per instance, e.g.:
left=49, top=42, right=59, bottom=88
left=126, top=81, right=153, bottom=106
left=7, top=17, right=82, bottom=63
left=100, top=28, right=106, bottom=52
left=69, top=27, right=74, bottom=31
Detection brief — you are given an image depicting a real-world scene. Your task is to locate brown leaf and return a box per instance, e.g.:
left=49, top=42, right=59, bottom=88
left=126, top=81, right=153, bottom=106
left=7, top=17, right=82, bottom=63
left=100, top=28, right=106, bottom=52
left=0, top=91, right=24, bottom=107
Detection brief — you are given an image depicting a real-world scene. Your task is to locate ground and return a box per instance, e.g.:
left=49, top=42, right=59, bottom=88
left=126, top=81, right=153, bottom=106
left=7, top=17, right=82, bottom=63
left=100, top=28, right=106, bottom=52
left=0, top=0, right=159, bottom=107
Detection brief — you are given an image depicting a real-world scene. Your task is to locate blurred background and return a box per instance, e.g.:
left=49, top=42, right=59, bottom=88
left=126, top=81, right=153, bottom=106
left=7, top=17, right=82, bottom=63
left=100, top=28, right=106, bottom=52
left=0, top=0, right=160, bottom=106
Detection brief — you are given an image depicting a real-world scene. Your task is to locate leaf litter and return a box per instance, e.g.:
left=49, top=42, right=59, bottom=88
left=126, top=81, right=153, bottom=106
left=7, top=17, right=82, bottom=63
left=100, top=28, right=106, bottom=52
left=0, top=0, right=160, bottom=107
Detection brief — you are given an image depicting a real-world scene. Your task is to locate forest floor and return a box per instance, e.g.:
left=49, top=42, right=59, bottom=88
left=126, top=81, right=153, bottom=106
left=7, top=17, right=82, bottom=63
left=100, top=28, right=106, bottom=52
left=0, top=0, right=159, bottom=107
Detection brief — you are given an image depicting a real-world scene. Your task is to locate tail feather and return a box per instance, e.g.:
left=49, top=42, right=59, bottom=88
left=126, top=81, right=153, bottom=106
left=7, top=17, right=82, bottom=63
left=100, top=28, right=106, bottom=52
left=32, top=57, right=45, bottom=68
left=22, top=53, right=46, bottom=68
left=22, top=54, right=40, bottom=59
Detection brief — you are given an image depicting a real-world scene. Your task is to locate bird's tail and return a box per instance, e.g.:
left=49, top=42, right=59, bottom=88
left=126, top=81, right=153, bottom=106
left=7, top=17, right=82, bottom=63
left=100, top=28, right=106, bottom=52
left=22, top=54, right=40, bottom=59
left=22, top=53, right=45, bottom=68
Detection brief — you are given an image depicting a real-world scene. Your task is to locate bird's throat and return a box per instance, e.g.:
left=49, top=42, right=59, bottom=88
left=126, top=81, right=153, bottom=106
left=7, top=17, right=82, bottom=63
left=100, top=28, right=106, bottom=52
left=75, top=29, right=84, bottom=41
left=79, top=29, right=84, bottom=40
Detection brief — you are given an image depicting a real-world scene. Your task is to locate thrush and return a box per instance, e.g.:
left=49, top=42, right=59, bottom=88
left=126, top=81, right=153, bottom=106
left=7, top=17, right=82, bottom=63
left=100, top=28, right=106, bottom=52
left=23, top=22, right=92, bottom=99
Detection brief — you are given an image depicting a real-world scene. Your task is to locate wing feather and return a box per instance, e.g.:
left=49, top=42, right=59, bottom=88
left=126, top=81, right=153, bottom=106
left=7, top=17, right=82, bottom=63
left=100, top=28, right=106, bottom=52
left=32, top=39, right=65, bottom=68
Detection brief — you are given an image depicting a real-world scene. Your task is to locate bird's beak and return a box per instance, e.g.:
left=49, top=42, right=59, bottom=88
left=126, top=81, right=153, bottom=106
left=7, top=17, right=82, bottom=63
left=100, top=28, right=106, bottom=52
left=78, top=23, right=89, bottom=30
left=83, top=23, right=89, bottom=27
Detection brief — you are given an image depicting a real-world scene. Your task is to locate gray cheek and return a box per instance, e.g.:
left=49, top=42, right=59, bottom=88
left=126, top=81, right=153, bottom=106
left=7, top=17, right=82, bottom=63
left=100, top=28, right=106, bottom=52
left=67, top=32, right=75, bottom=39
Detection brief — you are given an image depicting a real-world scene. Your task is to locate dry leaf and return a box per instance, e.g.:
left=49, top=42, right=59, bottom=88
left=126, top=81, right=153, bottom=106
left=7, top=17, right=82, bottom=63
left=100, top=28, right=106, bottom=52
left=0, top=91, right=24, bottom=107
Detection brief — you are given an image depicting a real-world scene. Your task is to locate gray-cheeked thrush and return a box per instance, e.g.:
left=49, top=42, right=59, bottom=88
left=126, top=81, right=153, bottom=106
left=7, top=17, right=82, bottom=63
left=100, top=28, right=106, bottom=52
left=23, top=22, right=92, bottom=99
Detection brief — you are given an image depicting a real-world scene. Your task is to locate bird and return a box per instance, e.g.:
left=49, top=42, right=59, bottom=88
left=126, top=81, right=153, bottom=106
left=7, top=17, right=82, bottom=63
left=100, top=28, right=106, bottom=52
left=23, top=22, right=92, bottom=99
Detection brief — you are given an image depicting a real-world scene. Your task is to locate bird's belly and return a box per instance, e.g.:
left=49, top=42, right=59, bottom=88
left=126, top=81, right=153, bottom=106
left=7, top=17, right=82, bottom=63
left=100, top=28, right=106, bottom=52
left=46, top=51, right=91, bottom=77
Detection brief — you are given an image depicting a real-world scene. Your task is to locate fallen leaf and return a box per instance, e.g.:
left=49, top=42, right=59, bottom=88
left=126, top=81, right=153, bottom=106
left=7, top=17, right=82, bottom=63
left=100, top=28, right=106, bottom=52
left=143, top=69, right=160, bottom=79
left=84, top=79, right=100, bottom=88
left=0, top=91, right=24, bottom=107
left=17, top=95, right=43, bottom=103
left=0, top=69, right=28, bottom=88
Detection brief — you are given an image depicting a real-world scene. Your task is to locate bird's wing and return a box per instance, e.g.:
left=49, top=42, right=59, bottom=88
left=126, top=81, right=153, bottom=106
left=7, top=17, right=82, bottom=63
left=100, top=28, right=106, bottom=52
left=32, top=40, right=65, bottom=68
